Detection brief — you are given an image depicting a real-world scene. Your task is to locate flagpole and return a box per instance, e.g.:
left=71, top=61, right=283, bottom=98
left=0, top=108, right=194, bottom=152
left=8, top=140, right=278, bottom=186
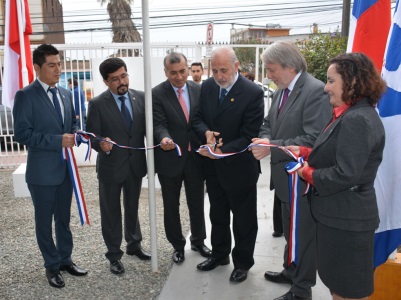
left=15, top=0, right=29, bottom=87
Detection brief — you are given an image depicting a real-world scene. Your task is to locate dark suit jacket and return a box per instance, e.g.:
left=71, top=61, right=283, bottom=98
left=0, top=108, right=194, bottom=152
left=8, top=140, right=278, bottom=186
left=193, top=75, right=264, bottom=188
left=309, top=98, right=385, bottom=231
left=13, top=79, right=78, bottom=185
left=153, top=80, right=202, bottom=177
left=86, top=89, right=147, bottom=183
left=259, top=72, right=331, bottom=202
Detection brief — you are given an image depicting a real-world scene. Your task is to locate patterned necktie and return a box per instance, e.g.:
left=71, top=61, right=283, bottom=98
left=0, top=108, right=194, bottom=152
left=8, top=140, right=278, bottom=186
left=177, top=88, right=189, bottom=122
left=278, top=88, right=290, bottom=114
left=118, top=96, right=133, bottom=131
left=219, top=88, right=227, bottom=104
left=48, top=87, right=63, bottom=125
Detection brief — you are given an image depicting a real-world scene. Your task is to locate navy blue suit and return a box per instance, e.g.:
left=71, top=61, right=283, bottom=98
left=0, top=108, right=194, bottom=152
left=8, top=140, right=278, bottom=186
left=13, top=79, right=79, bottom=270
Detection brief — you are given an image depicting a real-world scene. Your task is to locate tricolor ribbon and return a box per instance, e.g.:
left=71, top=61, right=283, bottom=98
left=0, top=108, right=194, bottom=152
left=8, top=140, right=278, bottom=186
left=198, top=140, right=310, bottom=267
left=197, top=140, right=280, bottom=158
left=77, top=131, right=182, bottom=157
left=284, top=150, right=309, bottom=267
left=61, top=130, right=183, bottom=225
left=62, top=146, right=90, bottom=225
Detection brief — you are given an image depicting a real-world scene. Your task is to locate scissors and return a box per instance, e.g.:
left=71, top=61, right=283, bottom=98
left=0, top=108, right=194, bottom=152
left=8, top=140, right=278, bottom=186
left=213, top=132, right=219, bottom=151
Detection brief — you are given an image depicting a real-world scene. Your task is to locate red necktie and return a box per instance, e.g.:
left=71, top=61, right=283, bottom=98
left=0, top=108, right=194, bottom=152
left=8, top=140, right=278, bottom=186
left=278, top=88, right=290, bottom=114
left=177, top=88, right=189, bottom=122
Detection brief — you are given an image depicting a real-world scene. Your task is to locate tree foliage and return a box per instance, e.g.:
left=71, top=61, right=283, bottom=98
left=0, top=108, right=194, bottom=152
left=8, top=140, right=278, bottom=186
left=98, top=0, right=141, bottom=56
left=298, top=32, right=348, bottom=82
left=233, top=38, right=271, bottom=81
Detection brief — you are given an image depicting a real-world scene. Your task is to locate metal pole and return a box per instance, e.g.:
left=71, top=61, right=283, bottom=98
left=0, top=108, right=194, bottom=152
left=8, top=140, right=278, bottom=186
left=141, top=0, right=158, bottom=272
left=342, top=0, right=351, bottom=37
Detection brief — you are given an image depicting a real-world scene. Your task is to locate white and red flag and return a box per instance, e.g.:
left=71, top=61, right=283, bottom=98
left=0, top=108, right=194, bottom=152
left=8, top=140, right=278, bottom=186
left=3, top=0, right=34, bottom=109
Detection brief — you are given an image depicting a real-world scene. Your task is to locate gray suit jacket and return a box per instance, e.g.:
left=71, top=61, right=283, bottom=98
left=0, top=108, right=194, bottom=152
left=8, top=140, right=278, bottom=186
left=86, top=89, right=147, bottom=184
left=13, top=79, right=78, bottom=185
left=153, top=80, right=202, bottom=177
left=259, top=72, right=331, bottom=202
left=309, top=98, right=385, bottom=231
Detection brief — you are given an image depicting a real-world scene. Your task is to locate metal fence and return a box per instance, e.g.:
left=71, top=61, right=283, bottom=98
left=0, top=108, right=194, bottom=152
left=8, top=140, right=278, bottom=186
left=0, top=43, right=272, bottom=169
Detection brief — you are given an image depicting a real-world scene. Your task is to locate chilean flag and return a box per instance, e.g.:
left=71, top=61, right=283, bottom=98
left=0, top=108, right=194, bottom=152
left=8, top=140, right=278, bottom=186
left=3, top=0, right=34, bottom=109
left=374, top=0, right=401, bottom=268
left=347, top=0, right=391, bottom=72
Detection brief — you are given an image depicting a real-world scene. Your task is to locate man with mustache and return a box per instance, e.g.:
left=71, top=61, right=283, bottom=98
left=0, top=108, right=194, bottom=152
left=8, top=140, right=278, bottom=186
left=86, top=58, right=151, bottom=275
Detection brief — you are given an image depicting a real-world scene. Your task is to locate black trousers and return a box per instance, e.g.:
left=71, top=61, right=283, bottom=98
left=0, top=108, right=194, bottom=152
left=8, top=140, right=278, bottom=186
left=206, top=170, right=258, bottom=270
left=98, top=168, right=143, bottom=261
left=158, top=154, right=206, bottom=250
left=273, top=193, right=283, bottom=233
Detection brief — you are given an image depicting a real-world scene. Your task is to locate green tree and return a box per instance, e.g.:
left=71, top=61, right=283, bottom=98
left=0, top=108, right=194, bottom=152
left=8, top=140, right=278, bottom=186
left=233, top=38, right=271, bottom=82
left=298, top=32, right=348, bottom=82
left=98, top=0, right=141, bottom=56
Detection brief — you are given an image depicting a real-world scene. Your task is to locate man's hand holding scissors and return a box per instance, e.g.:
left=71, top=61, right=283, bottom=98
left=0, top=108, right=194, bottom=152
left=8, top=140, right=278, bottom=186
left=199, top=130, right=223, bottom=159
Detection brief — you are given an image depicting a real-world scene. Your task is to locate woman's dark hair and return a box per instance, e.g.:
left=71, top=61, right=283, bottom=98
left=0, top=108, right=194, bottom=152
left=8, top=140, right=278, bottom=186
left=329, top=52, right=386, bottom=106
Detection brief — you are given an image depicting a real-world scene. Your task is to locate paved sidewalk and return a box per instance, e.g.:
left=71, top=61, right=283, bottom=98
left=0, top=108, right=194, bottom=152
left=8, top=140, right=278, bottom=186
left=158, top=158, right=331, bottom=300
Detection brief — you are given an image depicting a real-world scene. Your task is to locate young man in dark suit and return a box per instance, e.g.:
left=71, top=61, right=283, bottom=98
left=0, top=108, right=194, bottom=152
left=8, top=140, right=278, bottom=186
left=13, top=44, right=87, bottom=288
left=153, top=52, right=211, bottom=264
left=86, top=58, right=150, bottom=275
left=251, top=42, right=331, bottom=300
left=193, top=46, right=264, bottom=283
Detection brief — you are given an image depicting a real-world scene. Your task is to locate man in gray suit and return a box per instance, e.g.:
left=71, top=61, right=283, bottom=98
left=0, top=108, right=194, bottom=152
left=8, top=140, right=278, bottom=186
left=86, top=58, right=150, bottom=275
left=13, top=44, right=87, bottom=288
left=153, top=52, right=210, bottom=264
left=251, top=42, right=331, bottom=300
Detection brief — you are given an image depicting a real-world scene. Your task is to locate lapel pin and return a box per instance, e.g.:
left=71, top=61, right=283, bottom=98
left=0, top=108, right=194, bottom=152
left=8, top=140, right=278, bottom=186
left=230, top=98, right=235, bottom=102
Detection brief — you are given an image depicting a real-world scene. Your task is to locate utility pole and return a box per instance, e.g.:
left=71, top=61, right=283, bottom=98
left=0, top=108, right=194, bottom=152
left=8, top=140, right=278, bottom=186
left=342, top=0, right=351, bottom=37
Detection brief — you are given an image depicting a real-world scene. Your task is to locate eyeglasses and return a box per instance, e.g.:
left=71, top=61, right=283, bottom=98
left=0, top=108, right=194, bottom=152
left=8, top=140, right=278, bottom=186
left=107, top=73, right=129, bottom=84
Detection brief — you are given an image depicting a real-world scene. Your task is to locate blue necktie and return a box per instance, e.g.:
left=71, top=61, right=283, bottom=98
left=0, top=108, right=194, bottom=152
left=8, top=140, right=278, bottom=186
left=49, top=87, right=63, bottom=126
left=219, top=88, right=227, bottom=104
left=118, top=96, right=132, bottom=130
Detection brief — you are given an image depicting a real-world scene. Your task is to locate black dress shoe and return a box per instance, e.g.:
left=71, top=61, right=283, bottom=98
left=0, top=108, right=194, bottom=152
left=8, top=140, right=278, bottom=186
left=191, top=244, right=212, bottom=257
left=126, top=248, right=151, bottom=260
left=172, top=249, right=185, bottom=263
left=274, top=291, right=312, bottom=300
left=45, top=269, right=65, bottom=288
left=272, top=231, right=283, bottom=237
left=60, top=262, right=88, bottom=276
left=197, top=256, right=230, bottom=271
left=229, top=268, right=248, bottom=283
left=264, top=271, right=293, bottom=284
left=110, top=260, right=125, bottom=275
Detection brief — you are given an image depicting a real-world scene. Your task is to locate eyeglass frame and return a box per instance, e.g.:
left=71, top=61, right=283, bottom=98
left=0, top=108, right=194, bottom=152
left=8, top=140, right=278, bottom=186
left=106, top=72, right=129, bottom=84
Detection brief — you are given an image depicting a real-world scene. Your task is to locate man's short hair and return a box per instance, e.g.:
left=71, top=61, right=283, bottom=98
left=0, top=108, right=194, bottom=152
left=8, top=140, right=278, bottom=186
left=32, top=44, right=59, bottom=67
left=191, top=62, right=203, bottom=70
left=99, top=58, right=127, bottom=80
left=68, top=78, right=79, bottom=86
left=164, top=52, right=187, bottom=68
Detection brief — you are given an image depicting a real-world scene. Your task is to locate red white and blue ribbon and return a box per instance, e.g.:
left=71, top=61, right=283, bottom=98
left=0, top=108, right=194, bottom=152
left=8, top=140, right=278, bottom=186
left=76, top=131, right=182, bottom=157
left=61, top=130, right=183, bottom=225
left=197, top=140, right=280, bottom=158
left=284, top=150, right=309, bottom=267
left=62, top=147, right=90, bottom=225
